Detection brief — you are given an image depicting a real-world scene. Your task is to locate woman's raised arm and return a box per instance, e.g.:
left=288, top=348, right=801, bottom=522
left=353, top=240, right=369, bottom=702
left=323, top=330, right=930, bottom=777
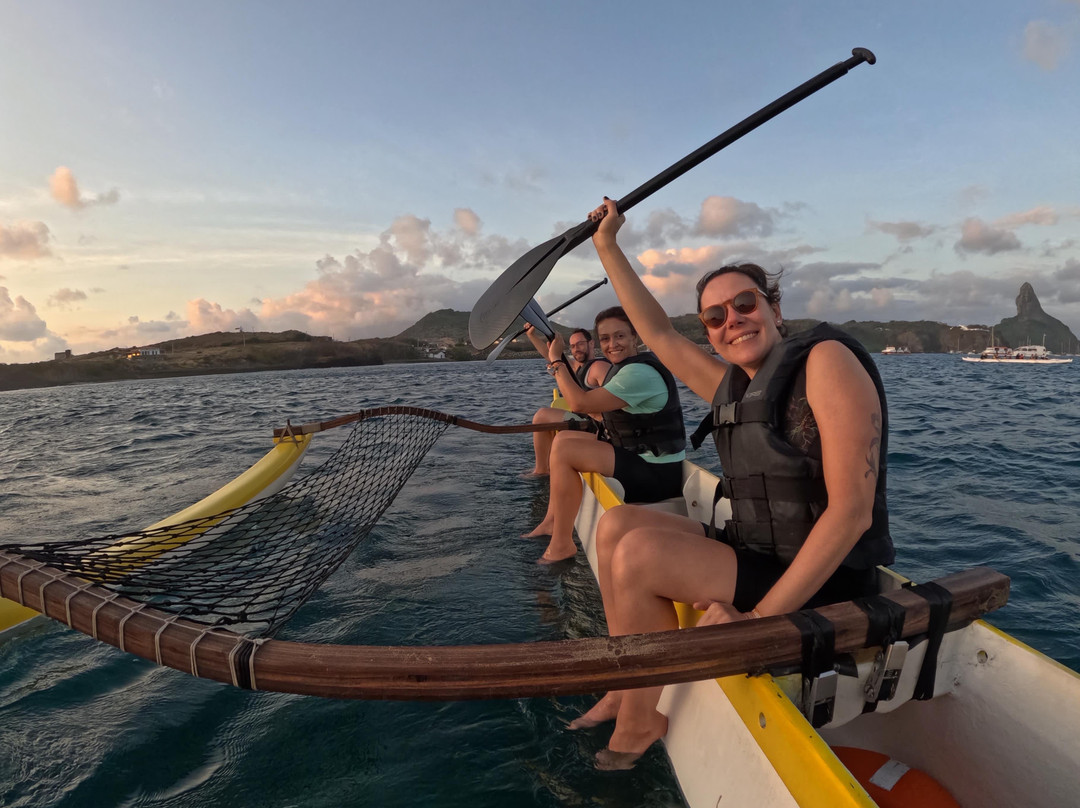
left=590, top=198, right=726, bottom=402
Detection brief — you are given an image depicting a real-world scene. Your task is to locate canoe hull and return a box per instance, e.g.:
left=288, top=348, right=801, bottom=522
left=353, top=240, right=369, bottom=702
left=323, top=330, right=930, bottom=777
left=574, top=463, right=1080, bottom=808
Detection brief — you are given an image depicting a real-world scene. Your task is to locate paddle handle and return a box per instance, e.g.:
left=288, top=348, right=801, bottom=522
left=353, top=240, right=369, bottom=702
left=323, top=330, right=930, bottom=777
left=561, top=47, right=876, bottom=253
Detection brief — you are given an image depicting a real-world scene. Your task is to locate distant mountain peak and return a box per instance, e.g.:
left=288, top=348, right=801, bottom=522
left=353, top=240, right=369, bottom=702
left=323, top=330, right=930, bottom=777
left=1016, top=282, right=1045, bottom=318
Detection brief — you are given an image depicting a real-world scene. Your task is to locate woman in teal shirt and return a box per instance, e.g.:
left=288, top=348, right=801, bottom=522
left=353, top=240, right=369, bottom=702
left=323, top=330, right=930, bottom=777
left=522, top=306, right=686, bottom=564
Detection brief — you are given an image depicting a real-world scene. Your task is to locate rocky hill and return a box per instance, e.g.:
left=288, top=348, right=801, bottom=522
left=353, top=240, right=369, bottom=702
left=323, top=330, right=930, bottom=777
left=993, top=283, right=1078, bottom=353
left=1, top=331, right=385, bottom=392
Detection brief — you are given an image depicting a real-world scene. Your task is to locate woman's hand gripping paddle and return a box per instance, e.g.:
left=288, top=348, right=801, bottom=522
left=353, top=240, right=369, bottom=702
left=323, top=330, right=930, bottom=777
left=468, top=47, right=876, bottom=349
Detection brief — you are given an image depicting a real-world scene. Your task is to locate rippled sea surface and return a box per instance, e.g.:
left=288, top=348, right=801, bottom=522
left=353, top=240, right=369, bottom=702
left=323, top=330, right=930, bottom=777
left=1, top=356, right=1078, bottom=807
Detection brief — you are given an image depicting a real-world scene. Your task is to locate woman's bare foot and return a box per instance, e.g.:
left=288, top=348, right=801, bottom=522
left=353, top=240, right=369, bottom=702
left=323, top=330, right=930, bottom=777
left=604, top=709, right=668, bottom=757
left=538, top=546, right=576, bottom=564
left=521, top=520, right=554, bottom=538
left=519, top=468, right=549, bottom=479
left=568, top=691, right=623, bottom=729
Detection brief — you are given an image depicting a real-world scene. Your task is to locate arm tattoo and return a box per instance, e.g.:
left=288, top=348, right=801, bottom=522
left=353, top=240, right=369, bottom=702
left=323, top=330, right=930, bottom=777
left=864, top=413, right=881, bottom=480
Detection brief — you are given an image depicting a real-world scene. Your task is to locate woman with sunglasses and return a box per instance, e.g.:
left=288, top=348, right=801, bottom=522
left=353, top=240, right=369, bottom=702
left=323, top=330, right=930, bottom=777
left=574, top=197, right=893, bottom=770
left=522, top=306, right=687, bottom=564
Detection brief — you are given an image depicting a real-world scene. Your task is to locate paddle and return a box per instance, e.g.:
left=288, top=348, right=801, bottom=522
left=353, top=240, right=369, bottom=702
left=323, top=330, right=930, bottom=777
left=469, top=47, right=876, bottom=348
left=485, top=278, right=610, bottom=362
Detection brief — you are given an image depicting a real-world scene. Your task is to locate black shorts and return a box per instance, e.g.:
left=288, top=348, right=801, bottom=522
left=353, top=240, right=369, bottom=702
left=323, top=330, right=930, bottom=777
left=611, top=448, right=683, bottom=504
left=703, top=525, right=879, bottom=612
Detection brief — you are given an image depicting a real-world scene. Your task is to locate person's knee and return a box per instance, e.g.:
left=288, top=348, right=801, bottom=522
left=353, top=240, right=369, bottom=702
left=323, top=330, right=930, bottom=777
left=596, top=506, right=634, bottom=551
left=610, top=528, right=663, bottom=586
left=533, top=407, right=562, bottom=426
left=549, top=431, right=574, bottom=463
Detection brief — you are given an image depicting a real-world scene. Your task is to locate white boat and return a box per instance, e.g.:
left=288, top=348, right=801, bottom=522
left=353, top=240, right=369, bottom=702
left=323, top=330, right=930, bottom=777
left=880, top=346, right=910, bottom=355
left=574, top=464, right=1080, bottom=808
left=961, top=344, right=1072, bottom=364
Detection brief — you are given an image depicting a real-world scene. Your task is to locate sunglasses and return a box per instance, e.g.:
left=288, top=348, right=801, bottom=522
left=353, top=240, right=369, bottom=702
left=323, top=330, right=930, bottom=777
left=698, top=288, right=770, bottom=329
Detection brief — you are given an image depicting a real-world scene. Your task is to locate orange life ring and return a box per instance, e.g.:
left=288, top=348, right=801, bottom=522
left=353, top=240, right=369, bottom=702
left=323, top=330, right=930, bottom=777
left=832, top=746, right=961, bottom=807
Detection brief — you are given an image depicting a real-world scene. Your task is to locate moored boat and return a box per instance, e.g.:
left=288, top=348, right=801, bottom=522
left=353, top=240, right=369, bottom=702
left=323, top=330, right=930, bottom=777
left=961, top=344, right=1072, bottom=364
left=574, top=464, right=1080, bottom=807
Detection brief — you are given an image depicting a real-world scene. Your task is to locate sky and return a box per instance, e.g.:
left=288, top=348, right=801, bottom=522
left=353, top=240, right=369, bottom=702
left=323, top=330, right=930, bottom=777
left=2, top=1, right=1080, bottom=362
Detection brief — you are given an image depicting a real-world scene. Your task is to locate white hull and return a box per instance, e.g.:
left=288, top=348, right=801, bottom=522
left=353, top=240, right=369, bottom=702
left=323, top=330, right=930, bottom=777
left=961, top=356, right=1072, bottom=364
left=574, top=464, right=1080, bottom=807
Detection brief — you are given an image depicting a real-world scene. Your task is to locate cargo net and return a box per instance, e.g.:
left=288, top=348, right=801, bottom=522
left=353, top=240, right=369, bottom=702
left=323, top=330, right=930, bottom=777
left=0, top=407, right=465, bottom=637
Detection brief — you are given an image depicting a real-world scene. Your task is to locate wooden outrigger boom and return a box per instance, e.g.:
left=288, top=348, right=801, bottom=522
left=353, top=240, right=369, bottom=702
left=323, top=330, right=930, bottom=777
left=0, top=549, right=1006, bottom=700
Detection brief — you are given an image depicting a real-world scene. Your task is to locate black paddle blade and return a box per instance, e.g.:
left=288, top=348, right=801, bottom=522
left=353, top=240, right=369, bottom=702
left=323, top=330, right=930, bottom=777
left=468, top=220, right=595, bottom=348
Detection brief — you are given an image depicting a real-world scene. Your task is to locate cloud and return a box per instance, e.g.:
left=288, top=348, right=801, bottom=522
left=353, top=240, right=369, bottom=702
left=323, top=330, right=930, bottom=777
left=454, top=208, right=481, bottom=236
left=696, top=196, right=776, bottom=238
left=254, top=211, right=525, bottom=338
left=954, top=218, right=1021, bottom=255
left=49, top=167, right=121, bottom=210
left=867, top=220, right=939, bottom=242
left=0, top=221, right=52, bottom=260
left=47, top=288, right=88, bottom=309
left=186, top=299, right=259, bottom=333
left=0, top=287, right=49, bottom=341
left=993, top=205, right=1058, bottom=229
left=1023, top=20, right=1069, bottom=71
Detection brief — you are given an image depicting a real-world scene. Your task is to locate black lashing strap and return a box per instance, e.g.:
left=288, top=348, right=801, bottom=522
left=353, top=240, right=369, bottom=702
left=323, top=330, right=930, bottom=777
left=787, top=609, right=837, bottom=727
left=902, top=580, right=953, bottom=700
left=854, top=594, right=908, bottom=711
left=690, top=412, right=714, bottom=450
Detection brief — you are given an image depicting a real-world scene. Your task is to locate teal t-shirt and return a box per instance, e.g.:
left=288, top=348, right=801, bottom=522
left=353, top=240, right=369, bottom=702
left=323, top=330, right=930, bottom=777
left=602, top=362, right=686, bottom=464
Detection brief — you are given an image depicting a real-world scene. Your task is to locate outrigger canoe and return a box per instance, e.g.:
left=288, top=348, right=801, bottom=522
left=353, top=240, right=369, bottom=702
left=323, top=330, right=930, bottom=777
left=574, top=463, right=1080, bottom=808
left=3, top=406, right=1076, bottom=806
left=0, top=431, right=312, bottom=639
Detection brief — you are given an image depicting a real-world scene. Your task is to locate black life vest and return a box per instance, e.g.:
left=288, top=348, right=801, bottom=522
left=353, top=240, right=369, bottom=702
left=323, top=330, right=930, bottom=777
left=574, top=357, right=608, bottom=390
left=709, top=323, right=893, bottom=568
left=601, top=353, right=686, bottom=457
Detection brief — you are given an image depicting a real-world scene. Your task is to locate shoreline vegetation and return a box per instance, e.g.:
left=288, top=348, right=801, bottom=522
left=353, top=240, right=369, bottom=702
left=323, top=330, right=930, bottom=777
left=4, top=293, right=1078, bottom=393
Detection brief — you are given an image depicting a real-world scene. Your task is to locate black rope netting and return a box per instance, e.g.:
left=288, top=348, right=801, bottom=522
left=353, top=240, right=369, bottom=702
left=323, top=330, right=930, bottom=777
left=1, top=409, right=457, bottom=637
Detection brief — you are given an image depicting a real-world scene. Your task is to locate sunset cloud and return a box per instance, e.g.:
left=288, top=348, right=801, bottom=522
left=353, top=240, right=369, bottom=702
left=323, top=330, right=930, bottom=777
left=994, top=205, right=1059, bottom=229
left=0, top=287, right=49, bottom=341
left=47, top=288, right=88, bottom=309
left=1023, top=20, right=1069, bottom=71
left=696, top=196, right=776, bottom=238
left=249, top=211, right=524, bottom=338
left=0, top=221, right=52, bottom=260
left=867, top=220, right=939, bottom=242
left=187, top=299, right=259, bottom=333
left=955, top=218, right=1022, bottom=255
left=49, top=167, right=120, bottom=210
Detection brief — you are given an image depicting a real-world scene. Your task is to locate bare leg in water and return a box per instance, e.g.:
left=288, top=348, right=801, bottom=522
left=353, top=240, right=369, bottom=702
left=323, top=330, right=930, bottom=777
left=522, top=407, right=567, bottom=477
left=594, top=526, right=738, bottom=764
left=523, top=432, right=616, bottom=563
left=569, top=506, right=709, bottom=728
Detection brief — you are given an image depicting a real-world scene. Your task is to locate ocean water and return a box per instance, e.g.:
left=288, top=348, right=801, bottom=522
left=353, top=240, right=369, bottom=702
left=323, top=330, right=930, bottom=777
left=0, top=355, right=1078, bottom=807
